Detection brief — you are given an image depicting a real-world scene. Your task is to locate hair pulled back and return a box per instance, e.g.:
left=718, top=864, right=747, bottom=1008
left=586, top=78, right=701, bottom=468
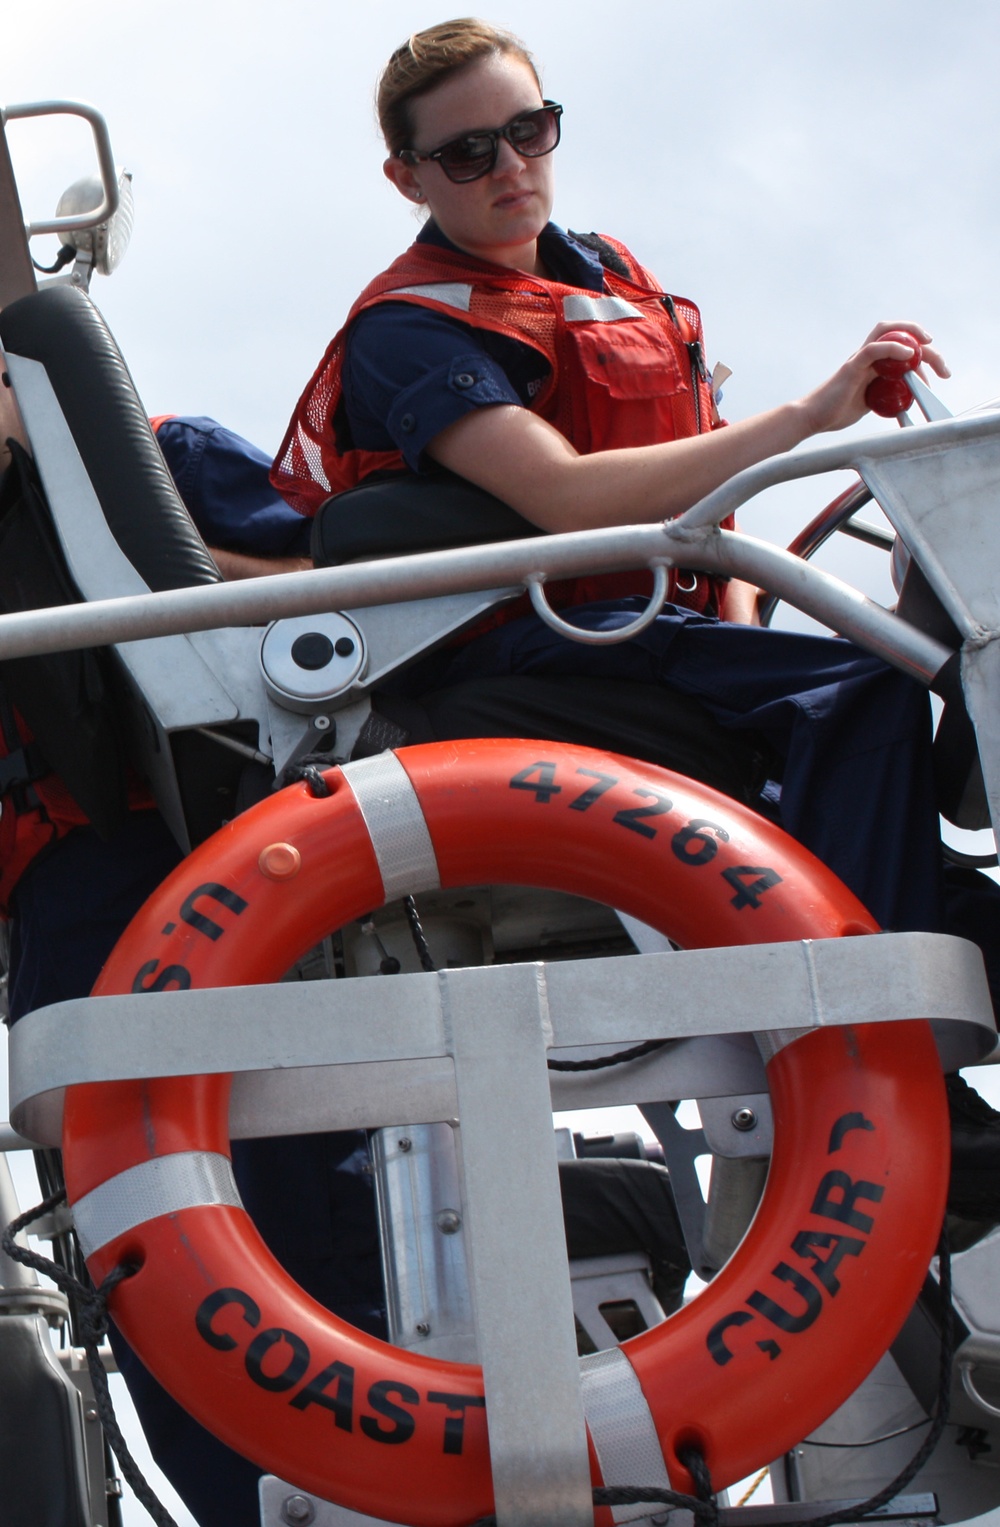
left=377, top=18, right=541, bottom=156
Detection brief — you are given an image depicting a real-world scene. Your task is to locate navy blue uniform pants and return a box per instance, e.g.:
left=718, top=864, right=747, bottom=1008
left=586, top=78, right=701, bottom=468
left=427, top=600, right=945, bottom=934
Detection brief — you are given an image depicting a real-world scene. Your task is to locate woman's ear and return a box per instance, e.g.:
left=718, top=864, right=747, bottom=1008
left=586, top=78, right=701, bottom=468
left=383, top=155, right=426, bottom=203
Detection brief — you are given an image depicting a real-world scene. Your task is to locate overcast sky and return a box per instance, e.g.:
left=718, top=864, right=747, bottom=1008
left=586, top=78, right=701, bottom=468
left=7, top=0, right=1000, bottom=591
left=3, top=2, right=1000, bottom=1522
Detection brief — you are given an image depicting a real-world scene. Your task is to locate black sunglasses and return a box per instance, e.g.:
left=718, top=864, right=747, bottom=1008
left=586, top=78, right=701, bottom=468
left=399, top=102, right=563, bottom=184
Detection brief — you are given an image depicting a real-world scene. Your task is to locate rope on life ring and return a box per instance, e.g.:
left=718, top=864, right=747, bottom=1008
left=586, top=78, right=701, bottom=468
left=61, top=739, right=949, bottom=1527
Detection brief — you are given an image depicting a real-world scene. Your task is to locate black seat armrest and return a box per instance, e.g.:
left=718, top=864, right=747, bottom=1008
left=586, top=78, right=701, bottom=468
left=311, top=470, right=542, bottom=568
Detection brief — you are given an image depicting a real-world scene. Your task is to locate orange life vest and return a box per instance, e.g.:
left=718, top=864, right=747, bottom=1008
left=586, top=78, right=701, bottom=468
left=0, top=693, right=155, bottom=916
left=271, top=234, right=732, bottom=616
left=0, top=697, right=70, bottom=913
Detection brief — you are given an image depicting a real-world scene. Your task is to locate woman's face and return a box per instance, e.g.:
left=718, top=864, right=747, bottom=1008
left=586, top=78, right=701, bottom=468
left=384, top=52, right=554, bottom=271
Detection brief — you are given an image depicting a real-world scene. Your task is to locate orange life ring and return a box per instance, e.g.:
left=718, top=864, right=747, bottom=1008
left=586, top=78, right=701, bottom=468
left=61, top=740, right=949, bottom=1525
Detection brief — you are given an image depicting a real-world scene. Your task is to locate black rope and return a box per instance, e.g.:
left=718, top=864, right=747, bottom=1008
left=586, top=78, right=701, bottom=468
left=471, top=1228, right=953, bottom=1527
left=400, top=901, right=671, bottom=1056
left=30, top=1149, right=87, bottom=1335
left=289, top=762, right=332, bottom=797
left=2, top=1192, right=180, bottom=1527
left=803, top=1419, right=931, bottom=1450
left=472, top=1482, right=717, bottom=1527
left=471, top=1443, right=719, bottom=1527
left=396, top=897, right=672, bottom=1069
left=682, top=1441, right=721, bottom=1527
left=547, top=1038, right=669, bottom=1072
left=775, top=1224, right=954, bottom=1527
left=403, top=895, right=437, bottom=973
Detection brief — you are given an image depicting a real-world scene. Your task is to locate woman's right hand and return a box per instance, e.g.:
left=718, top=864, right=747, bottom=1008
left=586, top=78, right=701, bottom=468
left=796, top=322, right=950, bottom=436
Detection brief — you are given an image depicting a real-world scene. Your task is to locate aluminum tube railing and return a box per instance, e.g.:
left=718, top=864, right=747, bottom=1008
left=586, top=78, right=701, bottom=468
left=0, top=411, right=980, bottom=681
left=688, top=529, right=953, bottom=686
left=0, top=521, right=678, bottom=660
left=0, top=522, right=954, bottom=690
left=1, top=101, right=120, bottom=239
left=674, top=410, right=1000, bottom=530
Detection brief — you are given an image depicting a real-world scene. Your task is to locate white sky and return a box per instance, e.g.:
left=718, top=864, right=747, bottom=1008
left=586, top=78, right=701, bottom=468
left=3, top=2, right=1000, bottom=1522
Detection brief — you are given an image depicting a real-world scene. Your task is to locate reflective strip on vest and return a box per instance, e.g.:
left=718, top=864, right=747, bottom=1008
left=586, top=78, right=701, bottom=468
left=340, top=751, right=441, bottom=901
left=72, top=1151, right=243, bottom=1259
left=563, top=294, right=642, bottom=323
left=388, top=282, right=474, bottom=313
left=580, top=1346, right=671, bottom=1522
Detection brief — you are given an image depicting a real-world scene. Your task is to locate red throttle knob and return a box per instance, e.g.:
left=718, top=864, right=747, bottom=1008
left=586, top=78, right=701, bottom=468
left=873, top=329, right=924, bottom=379
left=866, top=375, right=915, bottom=417
left=866, top=330, right=923, bottom=416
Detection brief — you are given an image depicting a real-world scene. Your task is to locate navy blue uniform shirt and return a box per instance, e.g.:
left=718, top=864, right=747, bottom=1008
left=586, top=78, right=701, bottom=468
left=341, top=221, right=607, bottom=472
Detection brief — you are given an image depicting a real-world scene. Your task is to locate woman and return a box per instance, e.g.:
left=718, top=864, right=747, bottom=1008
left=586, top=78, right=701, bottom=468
left=272, top=17, right=957, bottom=939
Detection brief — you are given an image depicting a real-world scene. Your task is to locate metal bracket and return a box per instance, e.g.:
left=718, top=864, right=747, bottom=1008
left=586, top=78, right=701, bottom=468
left=10, top=932, right=995, bottom=1148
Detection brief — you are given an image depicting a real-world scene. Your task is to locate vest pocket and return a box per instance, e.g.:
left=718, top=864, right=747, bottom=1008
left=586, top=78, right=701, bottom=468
left=564, top=320, right=692, bottom=452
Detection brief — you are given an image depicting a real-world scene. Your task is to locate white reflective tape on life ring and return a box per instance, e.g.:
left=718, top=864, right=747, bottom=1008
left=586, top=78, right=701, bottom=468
left=756, top=1026, right=810, bottom=1064
left=340, top=752, right=441, bottom=902
left=563, top=294, right=642, bottom=323
left=72, top=1151, right=243, bottom=1261
left=388, top=281, right=474, bottom=313
left=580, top=1347, right=670, bottom=1522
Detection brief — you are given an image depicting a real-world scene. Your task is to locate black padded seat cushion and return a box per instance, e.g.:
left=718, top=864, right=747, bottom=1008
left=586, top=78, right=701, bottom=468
left=559, top=1157, right=691, bottom=1315
left=0, top=283, right=221, bottom=593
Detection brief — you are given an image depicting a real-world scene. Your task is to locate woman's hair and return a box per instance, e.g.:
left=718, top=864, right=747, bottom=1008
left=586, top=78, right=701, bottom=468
left=377, top=18, right=540, bottom=156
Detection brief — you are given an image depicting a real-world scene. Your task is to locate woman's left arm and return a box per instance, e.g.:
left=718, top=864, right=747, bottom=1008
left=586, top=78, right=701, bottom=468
left=207, top=548, right=312, bottom=580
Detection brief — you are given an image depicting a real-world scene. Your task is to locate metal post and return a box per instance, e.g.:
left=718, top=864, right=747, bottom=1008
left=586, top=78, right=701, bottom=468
left=442, top=964, right=593, bottom=1527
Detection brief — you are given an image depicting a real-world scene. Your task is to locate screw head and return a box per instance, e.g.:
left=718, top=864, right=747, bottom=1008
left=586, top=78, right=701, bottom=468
left=415, top=1320, right=431, bottom=1337
left=281, top=1495, right=315, bottom=1525
left=436, top=1208, right=462, bottom=1235
left=732, top=1107, right=758, bottom=1132
left=397, top=1137, right=412, bottom=1153
left=312, top=714, right=332, bottom=731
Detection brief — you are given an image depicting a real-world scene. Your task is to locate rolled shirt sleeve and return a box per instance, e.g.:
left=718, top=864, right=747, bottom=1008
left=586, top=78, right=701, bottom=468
left=342, top=305, right=538, bottom=472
